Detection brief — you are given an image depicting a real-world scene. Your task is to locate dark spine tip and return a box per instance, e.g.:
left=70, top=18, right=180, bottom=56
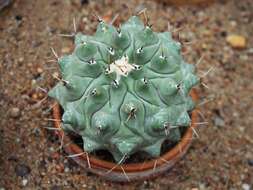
left=133, top=65, right=142, bottom=70
left=130, top=107, right=137, bottom=113
left=61, top=79, right=70, bottom=87
left=108, top=47, right=114, bottom=55
left=117, top=27, right=121, bottom=34
left=105, top=67, right=110, bottom=74
left=112, top=80, right=119, bottom=87
left=97, top=16, right=103, bottom=23
left=163, top=122, right=170, bottom=128
left=160, top=52, right=166, bottom=59
left=91, top=88, right=97, bottom=96
left=88, top=58, right=96, bottom=65
left=137, top=47, right=143, bottom=54
left=146, top=22, right=153, bottom=28
left=143, top=77, right=148, bottom=85
left=93, top=13, right=103, bottom=23
left=176, top=83, right=181, bottom=90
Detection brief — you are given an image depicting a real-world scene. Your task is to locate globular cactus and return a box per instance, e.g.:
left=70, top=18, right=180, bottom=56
left=49, top=16, right=199, bottom=162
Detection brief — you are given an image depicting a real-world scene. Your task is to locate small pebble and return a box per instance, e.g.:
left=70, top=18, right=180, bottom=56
left=8, top=155, right=18, bottom=162
left=31, top=40, right=42, bottom=48
left=10, top=107, right=21, bottom=118
left=51, top=152, right=60, bottom=160
left=31, top=79, right=36, bottom=85
left=50, top=185, right=62, bottom=190
left=199, top=183, right=206, bottom=190
left=0, top=0, right=12, bottom=11
left=226, top=34, right=246, bottom=49
left=31, top=93, right=39, bottom=100
left=32, top=127, right=41, bottom=137
left=242, top=183, right=251, bottom=190
left=64, top=167, right=70, bottom=173
left=61, top=47, right=71, bottom=54
left=230, top=20, right=237, bottom=27
left=80, top=0, right=89, bottom=5
left=247, top=159, right=253, bottom=166
left=214, top=116, right=225, bottom=127
left=247, top=48, right=253, bottom=55
left=55, top=163, right=64, bottom=172
left=15, top=164, right=31, bottom=177
left=22, top=179, right=28, bottom=186
left=18, top=57, right=24, bottom=63
left=37, top=67, right=43, bottom=74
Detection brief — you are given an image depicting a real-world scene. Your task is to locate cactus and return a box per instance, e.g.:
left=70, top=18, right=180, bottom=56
left=49, top=16, right=199, bottom=162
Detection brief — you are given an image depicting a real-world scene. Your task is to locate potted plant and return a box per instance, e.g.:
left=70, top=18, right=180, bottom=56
left=49, top=16, right=200, bottom=182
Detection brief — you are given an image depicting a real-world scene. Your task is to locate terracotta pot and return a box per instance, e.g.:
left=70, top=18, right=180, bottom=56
left=52, top=90, right=198, bottom=182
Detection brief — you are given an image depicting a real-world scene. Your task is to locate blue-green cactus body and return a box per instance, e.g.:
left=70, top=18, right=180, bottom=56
left=49, top=16, right=199, bottom=162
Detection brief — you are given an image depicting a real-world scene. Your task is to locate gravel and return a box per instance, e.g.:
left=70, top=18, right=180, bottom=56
left=0, top=0, right=252, bottom=189
left=9, top=107, right=21, bottom=118
left=242, top=184, right=251, bottom=190
left=213, top=116, right=225, bottom=127
left=15, top=164, right=31, bottom=177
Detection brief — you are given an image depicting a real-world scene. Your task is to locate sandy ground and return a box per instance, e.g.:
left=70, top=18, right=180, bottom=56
left=0, top=0, right=252, bottom=189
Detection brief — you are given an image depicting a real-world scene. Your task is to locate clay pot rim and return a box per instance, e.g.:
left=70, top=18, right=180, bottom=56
left=52, top=90, right=198, bottom=173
